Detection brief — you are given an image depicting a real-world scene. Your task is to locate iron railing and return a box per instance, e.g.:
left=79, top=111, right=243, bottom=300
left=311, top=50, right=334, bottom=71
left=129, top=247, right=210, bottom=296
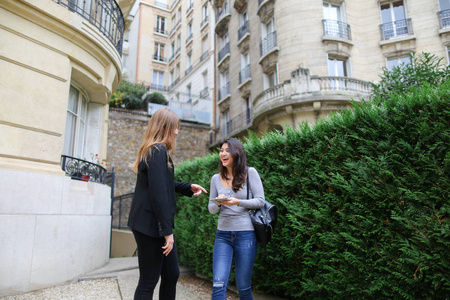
left=219, top=82, right=230, bottom=100
left=239, top=65, right=251, bottom=84
left=201, top=16, right=209, bottom=28
left=438, top=9, right=450, bottom=28
left=61, top=155, right=107, bottom=183
left=216, top=108, right=252, bottom=142
left=260, top=31, right=277, bottom=56
left=185, top=65, right=193, bottom=75
left=200, top=87, right=209, bottom=98
left=380, top=18, right=413, bottom=40
left=54, top=0, right=124, bottom=55
left=322, top=19, right=351, bottom=40
left=218, top=43, right=230, bottom=62
left=154, top=27, right=167, bottom=35
left=155, top=1, right=168, bottom=9
left=238, top=20, right=249, bottom=41
left=200, top=50, right=209, bottom=61
left=153, top=54, right=166, bottom=62
left=186, top=33, right=193, bottom=44
left=112, top=192, right=133, bottom=230
left=186, top=3, right=193, bottom=14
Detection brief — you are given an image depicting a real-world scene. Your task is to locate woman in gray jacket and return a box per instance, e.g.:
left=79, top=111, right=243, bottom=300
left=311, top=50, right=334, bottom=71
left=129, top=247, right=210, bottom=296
left=209, top=138, right=265, bottom=299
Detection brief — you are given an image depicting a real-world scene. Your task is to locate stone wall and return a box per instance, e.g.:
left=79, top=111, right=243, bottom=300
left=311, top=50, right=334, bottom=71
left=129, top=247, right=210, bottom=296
left=107, top=108, right=211, bottom=197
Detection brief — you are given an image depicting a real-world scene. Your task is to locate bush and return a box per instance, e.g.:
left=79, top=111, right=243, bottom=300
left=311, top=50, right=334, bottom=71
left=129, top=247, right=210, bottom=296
left=174, top=82, right=450, bottom=299
left=371, top=52, right=450, bottom=102
left=146, top=92, right=168, bottom=105
left=109, top=80, right=147, bottom=109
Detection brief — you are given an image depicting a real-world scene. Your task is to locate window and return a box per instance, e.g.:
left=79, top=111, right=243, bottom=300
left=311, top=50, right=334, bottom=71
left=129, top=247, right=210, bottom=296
left=203, top=4, right=208, bottom=20
left=202, top=36, right=208, bottom=54
left=386, top=55, right=411, bottom=70
left=323, top=2, right=349, bottom=39
left=171, top=41, right=175, bottom=56
left=63, top=85, right=87, bottom=157
left=187, top=84, right=192, bottom=102
left=224, top=109, right=231, bottom=135
left=187, top=22, right=193, bottom=42
left=172, top=15, right=176, bottom=29
left=219, top=71, right=229, bottom=100
left=170, top=70, right=174, bottom=84
left=261, top=18, right=276, bottom=55
left=244, top=97, right=251, bottom=125
left=238, top=10, right=249, bottom=40
left=440, top=0, right=450, bottom=10
left=265, top=65, right=279, bottom=89
left=176, top=63, right=180, bottom=79
left=152, top=70, right=165, bottom=91
left=154, top=42, right=165, bottom=61
left=328, top=57, right=348, bottom=77
left=240, top=52, right=251, bottom=83
left=177, top=35, right=181, bottom=52
left=439, top=0, right=450, bottom=28
left=380, top=1, right=408, bottom=39
left=155, top=16, right=166, bottom=34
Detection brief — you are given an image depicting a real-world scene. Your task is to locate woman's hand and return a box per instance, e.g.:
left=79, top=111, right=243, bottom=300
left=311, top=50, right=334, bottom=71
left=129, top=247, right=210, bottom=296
left=191, top=184, right=208, bottom=197
left=218, top=197, right=240, bottom=207
left=162, top=234, right=174, bottom=256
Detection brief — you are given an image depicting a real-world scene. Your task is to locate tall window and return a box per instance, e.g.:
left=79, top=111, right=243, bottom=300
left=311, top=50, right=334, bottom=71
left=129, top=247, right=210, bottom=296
left=265, top=65, right=279, bottom=89
left=224, top=109, right=231, bottom=135
left=177, top=35, right=181, bottom=52
left=176, top=63, right=180, bottom=79
left=202, top=36, right=209, bottom=54
left=187, top=53, right=192, bottom=68
left=63, top=85, right=87, bottom=157
left=386, top=56, right=411, bottom=70
left=380, top=1, right=408, bottom=39
left=171, top=41, right=175, bottom=56
left=323, top=2, right=349, bottom=39
left=328, top=57, right=348, bottom=77
left=240, top=52, right=251, bottom=83
left=155, top=15, right=166, bottom=34
left=202, top=4, right=208, bottom=24
left=154, top=42, right=165, bottom=61
left=440, top=0, right=450, bottom=10
left=187, top=84, right=192, bottom=102
left=152, top=70, right=165, bottom=90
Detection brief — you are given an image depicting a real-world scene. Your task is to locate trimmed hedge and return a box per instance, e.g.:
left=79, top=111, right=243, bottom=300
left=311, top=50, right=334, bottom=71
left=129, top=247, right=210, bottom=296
left=174, top=82, right=450, bottom=299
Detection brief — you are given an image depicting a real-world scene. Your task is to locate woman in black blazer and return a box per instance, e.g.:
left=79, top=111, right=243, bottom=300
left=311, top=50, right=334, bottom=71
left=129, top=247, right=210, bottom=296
left=128, top=108, right=207, bottom=300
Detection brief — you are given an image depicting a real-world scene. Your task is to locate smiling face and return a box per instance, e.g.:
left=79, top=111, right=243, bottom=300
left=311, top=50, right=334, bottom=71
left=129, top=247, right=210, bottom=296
left=220, top=143, right=234, bottom=170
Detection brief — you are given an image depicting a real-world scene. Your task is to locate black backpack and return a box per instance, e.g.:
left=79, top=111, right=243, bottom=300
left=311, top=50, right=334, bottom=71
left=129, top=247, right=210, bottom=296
left=247, top=174, right=278, bottom=258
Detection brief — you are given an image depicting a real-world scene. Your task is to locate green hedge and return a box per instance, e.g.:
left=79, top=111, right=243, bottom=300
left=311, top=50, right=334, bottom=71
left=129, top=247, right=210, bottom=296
left=174, top=82, right=450, bottom=299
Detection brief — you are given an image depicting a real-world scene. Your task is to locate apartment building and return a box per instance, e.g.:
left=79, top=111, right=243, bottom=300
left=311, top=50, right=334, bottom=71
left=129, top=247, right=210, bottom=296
left=0, top=0, right=133, bottom=295
left=123, top=0, right=215, bottom=125
left=211, top=0, right=450, bottom=146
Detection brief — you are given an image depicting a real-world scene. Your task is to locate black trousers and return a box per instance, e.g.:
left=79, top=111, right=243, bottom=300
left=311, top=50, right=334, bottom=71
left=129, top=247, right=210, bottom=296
left=132, top=230, right=180, bottom=300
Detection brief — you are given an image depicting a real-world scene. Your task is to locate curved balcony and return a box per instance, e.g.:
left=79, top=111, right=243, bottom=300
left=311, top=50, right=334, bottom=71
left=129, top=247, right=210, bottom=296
left=322, top=19, right=352, bottom=40
left=54, top=0, right=125, bottom=55
left=215, top=1, right=231, bottom=36
left=257, top=0, right=275, bottom=23
left=259, top=31, right=279, bottom=72
left=61, top=155, right=107, bottom=184
left=253, top=71, right=372, bottom=119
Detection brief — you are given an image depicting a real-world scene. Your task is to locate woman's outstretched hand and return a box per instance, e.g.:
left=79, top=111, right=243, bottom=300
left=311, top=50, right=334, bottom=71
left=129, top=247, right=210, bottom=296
left=191, top=184, right=208, bottom=197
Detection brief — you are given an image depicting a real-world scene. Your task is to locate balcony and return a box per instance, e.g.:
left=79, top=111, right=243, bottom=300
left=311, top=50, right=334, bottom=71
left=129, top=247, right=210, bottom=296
left=200, top=50, right=209, bottom=62
left=259, top=31, right=278, bottom=72
left=380, top=18, right=413, bottom=40
left=218, top=82, right=230, bottom=101
left=200, top=87, right=209, bottom=99
left=201, top=16, right=209, bottom=29
left=322, top=19, right=351, bottom=40
left=54, top=0, right=125, bottom=55
left=439, top=9, right=450, bottom=29
left=185, top=65, right=193, bottom=75
left=186, top=3, right=194, bottom=15
left=215, top=1, right=231, bottom=36
left=218, top=42, right=230, bottom=65
left=238, top=20, right=250, bottom=42
left=186, top=33, right=193, bottom=44
left=61, top=155, right=107, bottom=184
left=257, top=0, right=275, bottom=23
left=153, top=54, right=167, bottom=63
left=170, top=19, right=182, bottom=36
left=155, top=1, right=169, bottom=9
left=154, top=27, right=168, bottom=35
left=214, top=108, right=252, bottom=144
left=239, top=65, right=251, bottom=85
left=148, top=102, right=211, bottom=124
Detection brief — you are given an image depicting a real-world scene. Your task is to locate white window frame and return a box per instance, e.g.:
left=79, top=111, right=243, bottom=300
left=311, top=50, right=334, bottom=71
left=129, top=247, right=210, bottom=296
left=63, top=84, right=88, bottom=158
left=386, top=55, right=411, bottom=70
left=156, top=15, right=166, bottom=33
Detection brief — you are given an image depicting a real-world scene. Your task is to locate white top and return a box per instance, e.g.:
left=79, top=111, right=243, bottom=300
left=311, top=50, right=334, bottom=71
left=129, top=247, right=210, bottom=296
left=208, top=167, right=265, bottom=231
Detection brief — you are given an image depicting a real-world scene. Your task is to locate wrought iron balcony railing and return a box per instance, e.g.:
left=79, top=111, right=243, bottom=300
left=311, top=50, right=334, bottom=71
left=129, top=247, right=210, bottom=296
left=186, top=33, right=193, bottom=44
left=218, top=43, right=230, bottom=62
left=186, top=3, right=193, bottom=15
left=201, top=17, right=209, bottom=28
left=200, top=87, right=209, bottom=98
left=238, top=20, right=249, bottom=41
left=154, top=27, right=167, bottom=35
left=239, top=65, right=251, bottom=84
left=219, top=82, right=230, bottom=100
left=155, top=1, right=168, bottom=9
left=260, top=31, right=277, bottom=56
left=380, top=18, right=413, bottom=40
left=200, top=50, right=209, bottom=61
left=216, top=108, right=252, bottom=142
left=438, top=9, right=450, bottom=29
left=153, top=54, right=166, bottom=62
left=61, top=155, right=107, bottom=184
left=185, top=65, right=193, bottom=75
left=54, top=0, right=125, bottom=55
left=322, top=19, right=351, bottom=40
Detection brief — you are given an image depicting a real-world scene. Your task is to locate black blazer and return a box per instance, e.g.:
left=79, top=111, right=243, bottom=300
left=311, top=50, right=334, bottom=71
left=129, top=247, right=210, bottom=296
left=128, top=143, right=193, bottom=237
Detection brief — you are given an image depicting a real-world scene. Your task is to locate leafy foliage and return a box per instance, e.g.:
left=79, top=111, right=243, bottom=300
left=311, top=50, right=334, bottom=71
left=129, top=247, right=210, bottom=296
left=371, top=52, right=450, bottom=102
left=174, top=81, right=450, bottom=298
left=145, top=92, right=168, bottom=105
left=109, top=80, right=147, bottom=109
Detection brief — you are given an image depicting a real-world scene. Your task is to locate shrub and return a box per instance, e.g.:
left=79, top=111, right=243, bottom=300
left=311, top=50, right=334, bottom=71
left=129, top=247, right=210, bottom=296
left=145, top=92, right=168, bottom=105
left=110, top=80, right=147, bottom=109
left=174, top=82, right=450, bottom=299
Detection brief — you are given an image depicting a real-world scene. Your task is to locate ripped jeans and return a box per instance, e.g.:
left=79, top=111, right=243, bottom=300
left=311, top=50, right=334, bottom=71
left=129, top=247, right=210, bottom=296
left=212, top=230, right=257, bottom=300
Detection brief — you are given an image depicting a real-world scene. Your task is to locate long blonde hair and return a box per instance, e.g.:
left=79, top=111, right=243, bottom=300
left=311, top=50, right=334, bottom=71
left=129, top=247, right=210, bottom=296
left=133, top=108, right=180, bottom=173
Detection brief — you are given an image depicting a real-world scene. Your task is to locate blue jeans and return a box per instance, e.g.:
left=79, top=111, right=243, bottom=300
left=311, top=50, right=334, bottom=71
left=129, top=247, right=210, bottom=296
left=212, top=230, right=257, bottom=300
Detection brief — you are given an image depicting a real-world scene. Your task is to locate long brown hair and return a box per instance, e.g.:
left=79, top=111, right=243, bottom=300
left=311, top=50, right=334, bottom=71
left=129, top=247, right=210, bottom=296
left=219, top=138, right=248, bottom=192
left=133, top=108, right=180, bottom=173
